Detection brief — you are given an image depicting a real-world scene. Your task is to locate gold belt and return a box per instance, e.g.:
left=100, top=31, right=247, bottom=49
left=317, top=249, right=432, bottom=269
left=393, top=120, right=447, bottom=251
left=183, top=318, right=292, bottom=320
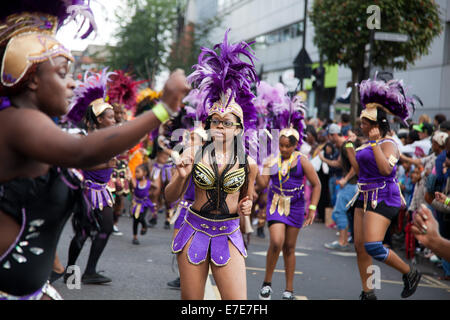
left=346, top=179, right=406, bottom=212
left=269, top=184, right=304, bottom=217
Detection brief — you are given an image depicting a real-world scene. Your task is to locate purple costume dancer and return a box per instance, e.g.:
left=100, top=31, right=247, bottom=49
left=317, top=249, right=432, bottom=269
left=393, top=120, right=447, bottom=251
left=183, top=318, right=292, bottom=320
left=172, top=29, right=259, bottom=269
left=132, top=179, right=155, bottom=219
left=266, top=153, right=306, bottom=228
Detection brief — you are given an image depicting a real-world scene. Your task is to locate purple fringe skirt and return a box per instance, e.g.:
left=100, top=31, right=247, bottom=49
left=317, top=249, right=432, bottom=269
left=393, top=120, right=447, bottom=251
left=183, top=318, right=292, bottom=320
left=84, top=180, right=114, bottom=211
left=172, top=208, right=247, bottom=266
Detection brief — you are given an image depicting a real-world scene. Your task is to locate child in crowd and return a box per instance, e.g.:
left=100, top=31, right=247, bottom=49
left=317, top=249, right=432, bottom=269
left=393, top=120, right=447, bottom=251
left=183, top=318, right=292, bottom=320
left=131, top=164, right=156, bottom=245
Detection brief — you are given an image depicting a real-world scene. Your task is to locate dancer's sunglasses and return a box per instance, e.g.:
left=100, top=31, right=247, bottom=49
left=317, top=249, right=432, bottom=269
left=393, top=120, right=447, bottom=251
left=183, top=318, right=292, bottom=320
left=210, top=119, right=240, bottom=128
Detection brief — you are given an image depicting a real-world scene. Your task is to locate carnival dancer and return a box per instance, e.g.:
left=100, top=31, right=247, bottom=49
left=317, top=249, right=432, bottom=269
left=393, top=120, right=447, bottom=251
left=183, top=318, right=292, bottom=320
left=346, top=74, right=422, bottom=300
left=64, top=69, right=125, bottom=284
left=257, top=95, right=321, bottom=300
left=130, top=164, right=155, bottom=245
left=0, top=0, right=189, bottom=300
left=165, top=30, right=259, bottom=300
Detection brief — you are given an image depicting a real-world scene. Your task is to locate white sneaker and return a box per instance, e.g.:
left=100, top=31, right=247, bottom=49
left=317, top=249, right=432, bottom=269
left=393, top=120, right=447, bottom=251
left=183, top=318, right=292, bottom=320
left=258, top=285, right=273, bottom=300
left=113, top=225, right=123, bottom=236
left=282, top=291, right=296, bottom=300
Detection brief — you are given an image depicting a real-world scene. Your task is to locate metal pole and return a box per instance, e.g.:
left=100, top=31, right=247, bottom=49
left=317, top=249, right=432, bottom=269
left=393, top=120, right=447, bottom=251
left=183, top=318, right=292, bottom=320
left=300, top=0, right=308, bottom=91
left=367, top=29, right=375, bottom=79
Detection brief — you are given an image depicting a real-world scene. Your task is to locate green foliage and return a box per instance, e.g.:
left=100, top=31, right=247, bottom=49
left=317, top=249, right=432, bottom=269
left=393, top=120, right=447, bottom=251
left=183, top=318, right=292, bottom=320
left=309, top=0, right=443, bottom=71
left=167, top=15, right=224, bottom=75
left=107, top=0, right=178, bottom=83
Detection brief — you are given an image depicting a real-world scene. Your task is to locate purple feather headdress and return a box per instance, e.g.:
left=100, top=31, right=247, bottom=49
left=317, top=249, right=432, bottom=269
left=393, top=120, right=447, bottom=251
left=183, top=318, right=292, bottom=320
left=187, top=29, right=259, bottom=131
left=0, top=0, right=97, bottom=42
left=182, top=88, right=209, bottom=123
left=272, top=94, right=307, bottom=150
left=359, top=73, right=419, bottom=125
left=65, top=68, right=115, bottom=124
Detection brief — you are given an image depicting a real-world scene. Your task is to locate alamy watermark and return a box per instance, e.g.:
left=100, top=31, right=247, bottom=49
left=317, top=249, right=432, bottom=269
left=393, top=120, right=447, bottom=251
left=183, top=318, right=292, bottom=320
left=367, top=5, right=381, bottom=30
left=367, top=265, right=381, bottom=290
left=65, top=265, right=81, bottom=290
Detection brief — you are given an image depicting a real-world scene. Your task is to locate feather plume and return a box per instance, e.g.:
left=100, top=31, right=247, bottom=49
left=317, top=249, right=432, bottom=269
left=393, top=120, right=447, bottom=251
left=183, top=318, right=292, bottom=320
left=65, top=68, right=114, bottom=124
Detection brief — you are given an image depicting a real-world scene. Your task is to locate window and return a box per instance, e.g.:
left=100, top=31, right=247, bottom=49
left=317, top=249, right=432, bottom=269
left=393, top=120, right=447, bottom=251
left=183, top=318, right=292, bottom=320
left=247, top=21, right=303, bottom=49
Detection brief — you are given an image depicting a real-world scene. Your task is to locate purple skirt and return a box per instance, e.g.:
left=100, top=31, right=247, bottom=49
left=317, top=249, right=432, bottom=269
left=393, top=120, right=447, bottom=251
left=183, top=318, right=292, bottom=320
left=172, top=208, right=247, bottom=266
left=84, top=180, right=114, bottom=210
left=266, top=184, right=305, bottom=228
left=173, top=200, right=193, bottom=230
left=131, top=196, right=155, bottom=219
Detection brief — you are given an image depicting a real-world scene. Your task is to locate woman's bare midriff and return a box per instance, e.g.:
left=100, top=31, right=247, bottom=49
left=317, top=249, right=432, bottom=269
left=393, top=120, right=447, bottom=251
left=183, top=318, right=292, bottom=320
left=0, top=210, right=20, bottom=257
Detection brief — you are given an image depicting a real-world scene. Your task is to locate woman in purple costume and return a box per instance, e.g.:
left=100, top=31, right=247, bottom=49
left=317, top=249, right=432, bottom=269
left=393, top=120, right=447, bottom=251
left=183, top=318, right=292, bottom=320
left=130, top=164, right=155, bottom=245
left=346, top=74, right=422, bottom=300
left=65, top=70, right=123, bottom=284
left=257, top=96, right=321, bottom=300
left=165, top=31, right=259, bottom=300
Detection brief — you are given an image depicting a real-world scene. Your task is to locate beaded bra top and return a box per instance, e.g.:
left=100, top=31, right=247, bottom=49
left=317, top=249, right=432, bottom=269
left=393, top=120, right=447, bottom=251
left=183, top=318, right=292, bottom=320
left=192, top=149, right=247, bottom=215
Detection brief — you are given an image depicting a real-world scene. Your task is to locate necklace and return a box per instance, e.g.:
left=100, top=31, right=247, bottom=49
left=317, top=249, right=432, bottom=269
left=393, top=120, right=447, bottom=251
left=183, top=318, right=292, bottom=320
left=278, top=153, right=295, bottom=194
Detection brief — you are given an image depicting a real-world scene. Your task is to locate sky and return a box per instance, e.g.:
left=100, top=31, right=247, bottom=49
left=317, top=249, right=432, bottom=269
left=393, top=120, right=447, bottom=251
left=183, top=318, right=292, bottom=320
left=56, top=0, right=123, bottom=51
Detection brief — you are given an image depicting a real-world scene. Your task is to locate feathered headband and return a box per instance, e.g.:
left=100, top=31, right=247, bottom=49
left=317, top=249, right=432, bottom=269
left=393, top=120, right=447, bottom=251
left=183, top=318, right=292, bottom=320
left=65, top=68, right=115, bottom=124
left=359, top=72, right=420, bottom=125
left=0, top=1, right=97, bottom=89
left=276, top=95, right=307, bottom=147
left=187, top=29, right=259, bottom=131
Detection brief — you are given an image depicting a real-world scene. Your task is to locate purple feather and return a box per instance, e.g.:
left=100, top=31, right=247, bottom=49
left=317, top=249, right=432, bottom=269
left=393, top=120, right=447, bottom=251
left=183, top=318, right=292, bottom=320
left=0, top=1, right=96, bottom=39
left=187, top=29, right=259, bottom=130
left=359, top=75, right=418, bottom=125
left=182, top=88, right=209, bottom=122
left=64, top=68, right=115, bottom=124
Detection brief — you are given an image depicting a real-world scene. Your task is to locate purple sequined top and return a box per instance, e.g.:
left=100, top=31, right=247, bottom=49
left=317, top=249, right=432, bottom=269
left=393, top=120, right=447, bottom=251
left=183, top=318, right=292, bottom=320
left=269, top=154, right=304, bottom=192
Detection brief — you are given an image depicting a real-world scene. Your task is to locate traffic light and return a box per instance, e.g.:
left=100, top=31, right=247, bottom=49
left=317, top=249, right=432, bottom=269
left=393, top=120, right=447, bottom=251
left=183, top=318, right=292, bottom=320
left=312, top=66, right=325, bottom=90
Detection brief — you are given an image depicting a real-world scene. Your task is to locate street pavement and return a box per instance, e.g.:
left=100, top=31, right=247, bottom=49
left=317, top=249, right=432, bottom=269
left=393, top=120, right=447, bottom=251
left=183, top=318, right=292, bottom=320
left=53, top=211, right=450, bottom=300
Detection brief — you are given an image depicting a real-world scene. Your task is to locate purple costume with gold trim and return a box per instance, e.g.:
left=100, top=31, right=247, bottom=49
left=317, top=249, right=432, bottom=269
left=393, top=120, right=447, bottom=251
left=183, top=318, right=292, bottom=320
left=347, top=138, right=405, bottom=212
left=131, top=179, right=155, bottom=218
left=82, top=168, right=114, bottom=210
left=266, top=154, right=306, bottom=228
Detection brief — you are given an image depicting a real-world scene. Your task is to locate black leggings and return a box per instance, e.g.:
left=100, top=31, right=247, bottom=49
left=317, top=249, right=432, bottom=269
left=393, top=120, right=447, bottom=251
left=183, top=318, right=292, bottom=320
left=67, top=206, right=114, bottom=275
left=133, top=208, right=148, bottom=236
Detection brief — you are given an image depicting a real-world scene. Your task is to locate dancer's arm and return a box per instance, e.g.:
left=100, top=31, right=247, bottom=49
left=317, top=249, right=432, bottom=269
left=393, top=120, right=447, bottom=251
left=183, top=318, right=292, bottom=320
left=301, top=155, right=321, bottom=227
left=345, top=141, right=359, bottom=175
left=369, top=128, right=399, bottom=176
left=9, top=70, right=190, bottom=169
left=256, top=155, right=275, bottom=189
left=238, top=157, right=258, bottom=216
left=412, top=204, right=450, bottom=261
left=164, top=148, right=194, bottom=204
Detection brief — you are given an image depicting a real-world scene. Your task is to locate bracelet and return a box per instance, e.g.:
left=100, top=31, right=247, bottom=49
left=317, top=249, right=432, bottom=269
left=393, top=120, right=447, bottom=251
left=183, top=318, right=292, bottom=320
left=309, top=204, right=317, bottom=211
left=445, top=197, right=450, bottom=206
left=152, top=103, right=170, bottom=123
left=345, top=142, right=354, bottom=149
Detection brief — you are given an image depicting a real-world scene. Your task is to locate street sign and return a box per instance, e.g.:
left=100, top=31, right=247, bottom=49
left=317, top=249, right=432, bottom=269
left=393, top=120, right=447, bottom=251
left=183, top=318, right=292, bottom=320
left=293, top=48, right=313, bottom=79
left=374, top=32, right=409, bottom=42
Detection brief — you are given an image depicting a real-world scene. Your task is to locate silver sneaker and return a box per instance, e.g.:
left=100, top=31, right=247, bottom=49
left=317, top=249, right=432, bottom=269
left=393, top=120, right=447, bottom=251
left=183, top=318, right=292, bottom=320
left=324, top=240, right=350, bottom=251
left=282, top=291, right=296, bottom=300
left=258, top=285, right=273, bottom=300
